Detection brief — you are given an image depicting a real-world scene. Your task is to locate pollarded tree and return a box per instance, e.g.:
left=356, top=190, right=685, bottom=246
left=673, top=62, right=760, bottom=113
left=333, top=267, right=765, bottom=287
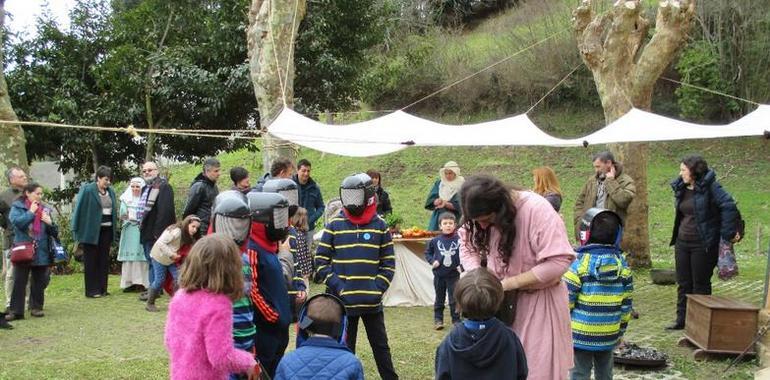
left=0, top=0, right=29, bottom=177
left=573, top=0, right=696, bottom=267
left=247, top=0, right=306, bottom=172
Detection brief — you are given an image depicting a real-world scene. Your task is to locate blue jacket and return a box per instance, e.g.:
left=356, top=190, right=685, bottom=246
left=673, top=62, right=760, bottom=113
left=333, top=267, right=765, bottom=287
left=425, top=233, right=461, bottom=278
left=9, top=200, right=58, bottom=266
left=314, top=212, right=395, bottom=317
left=248, top=240, right=292, bottom=329
left=293, top=175, right=325, bottom=229
left=435, top=318, right=528, bottom=380
left=71, top=182, right=118, bottom=245
left=563, top=244, right=633, bottom=351
left=670, top=169, right=739, bottom=248
left=275, top=336, right=364, bottom=380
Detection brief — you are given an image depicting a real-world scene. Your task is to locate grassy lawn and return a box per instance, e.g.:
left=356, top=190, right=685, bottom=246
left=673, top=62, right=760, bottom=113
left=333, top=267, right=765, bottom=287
left=2, top=135, right=768, bottom=379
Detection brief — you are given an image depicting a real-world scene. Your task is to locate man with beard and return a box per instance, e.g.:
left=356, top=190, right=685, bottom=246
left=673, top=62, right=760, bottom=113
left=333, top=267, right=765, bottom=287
left=573, top=151, right=636, bottom=239
left=137, top=162, right=176, bottom=300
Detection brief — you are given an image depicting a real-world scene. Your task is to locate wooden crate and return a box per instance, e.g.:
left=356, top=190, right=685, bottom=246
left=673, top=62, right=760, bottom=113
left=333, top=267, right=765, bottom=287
left=683, top=295, right=759, bottom=355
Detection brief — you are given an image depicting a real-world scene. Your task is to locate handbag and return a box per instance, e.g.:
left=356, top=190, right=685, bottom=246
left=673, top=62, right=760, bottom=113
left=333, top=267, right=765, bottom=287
left=52, top=238, right=69, bottom=264
left=481, top=250, right=518, bottom=325
left=10, top=241, right=36, bottom=264
left=717, top=238, right=738, bottom=280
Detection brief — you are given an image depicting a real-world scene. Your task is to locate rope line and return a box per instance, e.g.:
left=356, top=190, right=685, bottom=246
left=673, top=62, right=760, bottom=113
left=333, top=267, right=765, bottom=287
left=526, top=63, right=583, bottom=114
left=0, top=120, right=259, bottom=140
left=283, top=0, right=301, bottom=102
left=660, top=77, right=760, bottom=106
left=399, top=28, right=567, bottom=111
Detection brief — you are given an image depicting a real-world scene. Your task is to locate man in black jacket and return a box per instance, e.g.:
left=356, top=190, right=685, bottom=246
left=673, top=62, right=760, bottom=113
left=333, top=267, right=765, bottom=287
left=138, top=161, right=176, bottom=299
left=183, top=157, right=220, bottom=233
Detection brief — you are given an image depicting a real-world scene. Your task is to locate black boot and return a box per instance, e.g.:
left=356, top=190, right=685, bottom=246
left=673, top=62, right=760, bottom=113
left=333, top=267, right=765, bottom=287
left=145, top=288, right=160, bottom=312
left=0, top=312, right=12, bottom=329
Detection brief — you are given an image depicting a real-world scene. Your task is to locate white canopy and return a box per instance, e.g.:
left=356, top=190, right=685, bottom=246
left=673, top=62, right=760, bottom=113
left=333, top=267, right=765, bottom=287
left=267, top=105, right=770, bottom=157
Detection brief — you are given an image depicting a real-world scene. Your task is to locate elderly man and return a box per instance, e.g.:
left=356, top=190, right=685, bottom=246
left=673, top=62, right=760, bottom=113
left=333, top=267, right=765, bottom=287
left=573, top=151, right=636, bottom=238
left=137, top=161, right=176, bottom=300
left=0, top=166, right=28, bottom=328
left=183, top=157, right=221, bottom=234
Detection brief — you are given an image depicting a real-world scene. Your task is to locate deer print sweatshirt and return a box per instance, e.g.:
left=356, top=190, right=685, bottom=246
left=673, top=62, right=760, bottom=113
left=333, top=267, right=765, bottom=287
left=425, top=232, right=461, bottom=278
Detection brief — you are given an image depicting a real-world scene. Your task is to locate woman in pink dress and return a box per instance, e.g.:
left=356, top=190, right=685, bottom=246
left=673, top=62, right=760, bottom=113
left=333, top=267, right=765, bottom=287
left=458, top=175, right=575, bottom=380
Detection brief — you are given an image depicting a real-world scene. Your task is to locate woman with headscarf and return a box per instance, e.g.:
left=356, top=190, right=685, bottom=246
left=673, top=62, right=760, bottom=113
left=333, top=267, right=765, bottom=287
left=425, top=161, right=464, bottom=231
left=118, top=177, right=149, bottom=292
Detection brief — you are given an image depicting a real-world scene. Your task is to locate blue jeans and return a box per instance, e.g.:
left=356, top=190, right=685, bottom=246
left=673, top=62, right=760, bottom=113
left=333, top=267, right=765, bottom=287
left=434, top=274, right=459, bottom=323
left=150, top=258, right=178, bottom=291
left=571, top=348, right=613, bottom=380
left=143, top=241, right=155, bottom=286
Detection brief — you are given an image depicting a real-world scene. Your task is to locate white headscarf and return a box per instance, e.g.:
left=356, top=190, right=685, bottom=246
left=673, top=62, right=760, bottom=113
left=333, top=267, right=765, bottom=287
left=438, top=161, right=465, bottom=201
left=120, top=177, right=146, bottom=208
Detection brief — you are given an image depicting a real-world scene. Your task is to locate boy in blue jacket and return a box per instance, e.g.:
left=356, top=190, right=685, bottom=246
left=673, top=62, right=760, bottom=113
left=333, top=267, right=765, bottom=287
left=564, top=208, right=633, bottom=380
left=425, top=212, right=461, bottom=330
left=435, top=268, right=528, bottom=380
left=315, top=173, right=398, bottom=380
left=275, top=294, right=364, bottom=380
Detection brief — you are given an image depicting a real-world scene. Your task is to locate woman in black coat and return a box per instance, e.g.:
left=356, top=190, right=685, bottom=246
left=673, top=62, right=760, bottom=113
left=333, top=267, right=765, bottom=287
left=366, top=170, right=392, bottom=216
left=667, top=155, right=740, bottom=330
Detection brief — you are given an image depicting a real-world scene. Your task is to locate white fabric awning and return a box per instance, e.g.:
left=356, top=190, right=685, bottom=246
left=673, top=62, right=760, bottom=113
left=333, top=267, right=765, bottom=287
left=266, top=105, right=770, bottom=157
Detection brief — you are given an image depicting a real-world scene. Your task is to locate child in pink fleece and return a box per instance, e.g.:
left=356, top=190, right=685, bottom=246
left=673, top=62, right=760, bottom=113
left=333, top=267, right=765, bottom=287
left=164, top=234, right=259, bottom=380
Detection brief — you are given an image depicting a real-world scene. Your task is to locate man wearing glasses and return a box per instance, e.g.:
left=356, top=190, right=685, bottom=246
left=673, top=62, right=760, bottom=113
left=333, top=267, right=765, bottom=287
left=136, top=162, right=176, bottom=300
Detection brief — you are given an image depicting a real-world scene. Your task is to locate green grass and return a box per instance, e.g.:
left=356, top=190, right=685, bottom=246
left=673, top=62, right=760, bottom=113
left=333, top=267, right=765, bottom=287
left=2, top=136, right=768, bottom=378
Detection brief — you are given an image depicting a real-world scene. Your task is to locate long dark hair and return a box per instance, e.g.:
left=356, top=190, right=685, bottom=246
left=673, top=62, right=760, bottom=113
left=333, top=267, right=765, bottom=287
left=168, top=215, right=202, bottom=246
left=681, top=154, right=709, bottom=182
left=460, top=175, right=518, bottom=265
left=19, top=183, right=43, bottom=201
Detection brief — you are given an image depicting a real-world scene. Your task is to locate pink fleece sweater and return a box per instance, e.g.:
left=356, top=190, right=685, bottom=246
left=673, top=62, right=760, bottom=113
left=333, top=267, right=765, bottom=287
left=165, top=289, right=256, bottom=380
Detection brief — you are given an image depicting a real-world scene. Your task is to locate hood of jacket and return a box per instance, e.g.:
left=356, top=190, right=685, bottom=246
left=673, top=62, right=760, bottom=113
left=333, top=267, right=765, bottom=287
left=447, top=319, right=511, bottom=368
left=576, top=245, right=623, bottom=282
left=671, top=168, right=716, bottom=193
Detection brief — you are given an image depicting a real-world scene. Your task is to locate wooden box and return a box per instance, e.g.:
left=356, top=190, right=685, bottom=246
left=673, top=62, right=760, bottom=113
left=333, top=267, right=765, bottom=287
left=684, top=295, right=759, bottom=354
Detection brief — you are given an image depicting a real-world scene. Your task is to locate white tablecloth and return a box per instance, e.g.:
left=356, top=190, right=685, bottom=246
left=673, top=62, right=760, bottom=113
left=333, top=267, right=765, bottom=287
left=383, top=242, right=435, bottom=307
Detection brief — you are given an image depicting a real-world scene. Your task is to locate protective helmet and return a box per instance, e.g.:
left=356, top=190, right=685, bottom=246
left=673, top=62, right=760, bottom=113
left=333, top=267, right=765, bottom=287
left=247, top=191, right=290, bottom=242
left=578, top=208, right=623, bottom=247
left=211, top=190, right=251, bottom=245
left=339, top=173, right=376, bottom=216
left=262, top=178, right=299, bottom=217
left=296, top=293, right=348, bottom=346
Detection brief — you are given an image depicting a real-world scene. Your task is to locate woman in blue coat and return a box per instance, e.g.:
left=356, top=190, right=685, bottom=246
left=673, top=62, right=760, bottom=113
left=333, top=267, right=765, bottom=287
left=7, top=183, right=58, bottom=320
left=668, top=155, right=740, bottom=330
left=71, top=166, right=118, bottom=298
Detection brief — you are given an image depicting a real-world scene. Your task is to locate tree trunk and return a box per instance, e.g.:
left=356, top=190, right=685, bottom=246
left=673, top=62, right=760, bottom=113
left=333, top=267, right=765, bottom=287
left=0, top=0, right=29, bottom=180
left=144, top=92, right=157, bottom=162
left=574, top=0, right=696, bottom=267
left=247, top=0, right=306, bottom=172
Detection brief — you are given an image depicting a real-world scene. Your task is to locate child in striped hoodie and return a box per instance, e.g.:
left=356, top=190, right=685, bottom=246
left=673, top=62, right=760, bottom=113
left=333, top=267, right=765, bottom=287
left=314, top=173, right=398, bottom=380
left=564, top=208, right=633, bottom=380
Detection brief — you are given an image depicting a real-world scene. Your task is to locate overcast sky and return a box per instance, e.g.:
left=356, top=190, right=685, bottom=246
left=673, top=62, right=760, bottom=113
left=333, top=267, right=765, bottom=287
left=5, top=0, right=76, bottom=36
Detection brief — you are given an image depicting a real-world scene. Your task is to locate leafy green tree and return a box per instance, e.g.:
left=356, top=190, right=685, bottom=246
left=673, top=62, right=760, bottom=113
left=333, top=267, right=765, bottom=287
left=294, top=0, right=388, bottom=114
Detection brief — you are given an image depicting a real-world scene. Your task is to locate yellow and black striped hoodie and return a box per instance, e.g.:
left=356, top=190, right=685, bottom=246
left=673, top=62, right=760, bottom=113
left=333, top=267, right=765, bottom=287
left=314, top=211, right=395, bottom=316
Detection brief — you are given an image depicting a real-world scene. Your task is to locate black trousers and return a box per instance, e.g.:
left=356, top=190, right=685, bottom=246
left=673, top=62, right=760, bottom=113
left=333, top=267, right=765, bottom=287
left=347, top=311, right=398, bottom=380
left=10, top=264, right=50, bottom=316
left=254, top=322, right=289, bottom=378
left=675, top=239, right=718, bottom=324
left=83, top=227, right=112, bottom=297
left=434, top=274, right=459, bottom=323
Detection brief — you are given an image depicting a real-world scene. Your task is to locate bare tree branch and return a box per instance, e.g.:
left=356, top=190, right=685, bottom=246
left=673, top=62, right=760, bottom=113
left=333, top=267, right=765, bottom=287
left=631, top=0, right=696, bottom=106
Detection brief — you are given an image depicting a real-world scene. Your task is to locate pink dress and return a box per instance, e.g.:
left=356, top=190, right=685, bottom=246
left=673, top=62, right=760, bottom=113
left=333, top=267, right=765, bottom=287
left=164, top=289, right=256, bottom=380
left=460, top=191, right=575, bottom=380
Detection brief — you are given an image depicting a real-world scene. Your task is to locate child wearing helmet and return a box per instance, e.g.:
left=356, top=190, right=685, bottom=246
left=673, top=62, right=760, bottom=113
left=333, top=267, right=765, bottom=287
left=275, top=294, right=364, bottom=379
left=314, top=173, right=398, bottom=380
left=563, top=208, right=633, bottom=380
